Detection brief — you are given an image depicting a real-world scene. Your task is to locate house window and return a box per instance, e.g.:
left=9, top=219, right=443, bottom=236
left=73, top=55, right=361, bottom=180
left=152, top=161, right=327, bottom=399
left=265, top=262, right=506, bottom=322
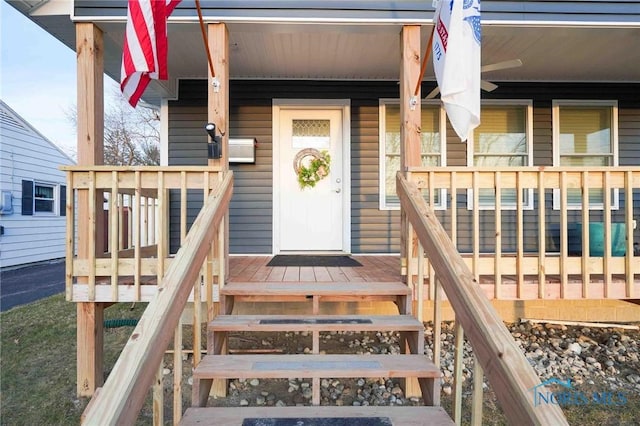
left=467, top=101, right=534, bottom=210
left=379, top=100, right=445, bottom=209
left=34, top=183, right=55, bottom=213
left=21, top=180, right=65, bottom=216
left=552, top=101, right=618, bottom=210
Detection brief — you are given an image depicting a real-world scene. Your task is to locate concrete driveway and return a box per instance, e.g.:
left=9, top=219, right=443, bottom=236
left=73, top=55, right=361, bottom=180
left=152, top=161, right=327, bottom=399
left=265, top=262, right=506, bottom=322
left=0, top=259, right=65, bottom=312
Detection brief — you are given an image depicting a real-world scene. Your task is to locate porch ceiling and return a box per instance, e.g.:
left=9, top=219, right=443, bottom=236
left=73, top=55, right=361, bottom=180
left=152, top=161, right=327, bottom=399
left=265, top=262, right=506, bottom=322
left=100, top=22, right=639, bottom=104
left=21, top=10, right=640, bottom=105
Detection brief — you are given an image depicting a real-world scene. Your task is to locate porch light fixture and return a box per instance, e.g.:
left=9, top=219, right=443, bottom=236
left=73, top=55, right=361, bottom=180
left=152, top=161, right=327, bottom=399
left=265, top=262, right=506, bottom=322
left=205, top=122, right=223, bottom=159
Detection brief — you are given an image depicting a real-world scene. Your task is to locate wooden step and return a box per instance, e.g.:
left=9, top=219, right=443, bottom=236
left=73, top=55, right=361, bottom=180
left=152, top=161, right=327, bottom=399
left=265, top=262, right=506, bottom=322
left=221, top=282, right=412, bottom=314
left=181, top=406, right=455, bottom=425
left=192, top=354, right=440, bottom=407
left=208, top=314, right=425, bottom=355
left=210, top=314, right=423, bottom=332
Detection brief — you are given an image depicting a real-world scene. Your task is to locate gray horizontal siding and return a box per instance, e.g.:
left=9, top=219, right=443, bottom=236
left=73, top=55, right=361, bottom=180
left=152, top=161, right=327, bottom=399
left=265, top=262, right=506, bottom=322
left=169, top=80, right=640, bottom=255
left=74, top=1, right=640, bottom=22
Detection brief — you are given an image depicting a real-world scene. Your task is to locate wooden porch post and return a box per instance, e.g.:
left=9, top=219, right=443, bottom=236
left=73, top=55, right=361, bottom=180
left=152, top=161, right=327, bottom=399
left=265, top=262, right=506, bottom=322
left=399, top=25, right=422, bottom=280
left=207, top=23, right=229, bottom=172
left=207, top=22, right=230, bottom=397
left=207, top=22, right=229, bottom=287
left=399, top=25, right=423, bottom=399
left=75, top=22, right=106, bottom=397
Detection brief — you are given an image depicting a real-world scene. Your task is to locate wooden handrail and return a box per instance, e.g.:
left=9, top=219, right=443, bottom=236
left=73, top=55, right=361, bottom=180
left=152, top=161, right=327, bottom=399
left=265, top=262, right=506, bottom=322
left=397, top=172, right=568, bottom=425
left=81, top=171, right=233, bottom=425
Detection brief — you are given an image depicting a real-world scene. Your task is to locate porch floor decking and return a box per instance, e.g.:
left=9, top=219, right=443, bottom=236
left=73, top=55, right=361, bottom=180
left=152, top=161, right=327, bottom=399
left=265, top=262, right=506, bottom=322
left=228, top=255, right=402, bottom=283
left=227, top=255, right=639, bottom=300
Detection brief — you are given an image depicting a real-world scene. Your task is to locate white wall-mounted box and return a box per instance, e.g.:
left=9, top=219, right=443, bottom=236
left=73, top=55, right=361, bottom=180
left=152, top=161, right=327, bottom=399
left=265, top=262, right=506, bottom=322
left=229, top=138, right=256, bottom=164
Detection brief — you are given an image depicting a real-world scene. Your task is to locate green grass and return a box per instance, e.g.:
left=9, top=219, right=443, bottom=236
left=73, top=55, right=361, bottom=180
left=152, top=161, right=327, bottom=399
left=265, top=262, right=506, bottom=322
left=0, top=294, right=146, bottom=425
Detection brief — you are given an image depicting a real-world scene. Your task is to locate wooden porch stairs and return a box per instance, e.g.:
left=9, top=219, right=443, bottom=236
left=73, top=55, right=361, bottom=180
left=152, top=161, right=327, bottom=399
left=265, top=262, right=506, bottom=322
left=182, top=281, right=453, bottom=425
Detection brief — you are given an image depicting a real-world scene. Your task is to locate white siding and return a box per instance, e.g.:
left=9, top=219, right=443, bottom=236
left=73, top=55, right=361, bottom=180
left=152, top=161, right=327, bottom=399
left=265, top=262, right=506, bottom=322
left=0, top=101, right=74, bottom=268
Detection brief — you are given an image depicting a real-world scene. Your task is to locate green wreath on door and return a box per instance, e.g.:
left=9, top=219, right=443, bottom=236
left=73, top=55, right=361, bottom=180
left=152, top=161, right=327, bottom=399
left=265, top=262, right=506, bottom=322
left=294, top=148, right=331, bottom=189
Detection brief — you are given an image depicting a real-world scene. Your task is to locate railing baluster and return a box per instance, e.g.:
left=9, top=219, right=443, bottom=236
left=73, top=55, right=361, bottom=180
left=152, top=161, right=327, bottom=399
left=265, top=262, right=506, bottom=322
left=604, top=171, right=612, bottom=296
left=128, top=193, right=133, bottom=250
left=582, top=171, right=590, bottom=296
left=110, top=171, right=119, bottom=301
left=516, top=171, right=524, bottom=299
left=494, top=171, right=502, bottom=299
left=193, top=270, right=202, bottom=366
left=472, top=171, right=480, bottom=283
left=180, top=171, right=187, bottom=246
left=452, top=321, right=464, bottom=425
left=141, top=196, right=148, bottom=247
left=537, top=171, right=546, bottom=298
left=152, top=364, right=164, bottom=425
left=560, top=171, right=568, bottom=297
left=157, top=171, right=166, bottom=281
left=173, top=319, right=183, bottom=425
left=417, top=240, right=425, bottom=321
left=428, top=171, right=436, bottom=300
left=471, top=355, right=484, bottom=426
left=218, top=214, right=226, bottom=289
left=407, top=221, right=415, bottom=296
left=433, top=278, right=442, bottom=367
left=150, top=193, right=156, bottom=246
left=118, top=192, right=124, bottom=250
left=88, top=171, right=96, bottom=301
left=625, top=171, right=634, bottom=297
left=134, top=171, right=141, bottom=301
left=450, top=172, right=457, bottom=248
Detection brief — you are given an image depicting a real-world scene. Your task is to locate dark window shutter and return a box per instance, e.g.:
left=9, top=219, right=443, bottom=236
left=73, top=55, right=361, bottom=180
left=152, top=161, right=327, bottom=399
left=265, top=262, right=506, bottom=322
left=59, top=185, right=67, bottom=216
left=21, top=180, right=33, bottom=216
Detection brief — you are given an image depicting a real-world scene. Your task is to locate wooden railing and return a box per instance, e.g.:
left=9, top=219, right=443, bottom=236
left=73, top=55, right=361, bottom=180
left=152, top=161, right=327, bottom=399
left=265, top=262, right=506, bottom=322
left=62, top=166, right=227, bottom=303
left=398, top=172, right=568, bottom=425
left=81, top=170, right=233, bottom=425
left=404, top=167, right=640, bottom=300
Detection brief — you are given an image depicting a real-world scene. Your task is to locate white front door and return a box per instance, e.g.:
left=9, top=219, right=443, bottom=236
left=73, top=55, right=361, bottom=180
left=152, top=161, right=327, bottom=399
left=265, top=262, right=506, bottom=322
left=277, top=108, right=344, bottom=252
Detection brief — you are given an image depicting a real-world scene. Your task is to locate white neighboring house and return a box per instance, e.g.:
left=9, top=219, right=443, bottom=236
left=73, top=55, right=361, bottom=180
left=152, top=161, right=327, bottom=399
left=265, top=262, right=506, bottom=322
left=0, top=100, right=75, bottom=269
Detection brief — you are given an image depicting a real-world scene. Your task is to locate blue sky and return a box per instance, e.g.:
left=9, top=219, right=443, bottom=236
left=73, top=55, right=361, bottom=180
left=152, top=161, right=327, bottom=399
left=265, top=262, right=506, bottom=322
left=1, top=1, right=118, bottom=157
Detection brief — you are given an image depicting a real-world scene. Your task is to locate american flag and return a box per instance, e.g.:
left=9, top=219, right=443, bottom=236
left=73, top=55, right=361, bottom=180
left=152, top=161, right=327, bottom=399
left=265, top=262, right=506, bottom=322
left=121, top=0, right=181, bottom=107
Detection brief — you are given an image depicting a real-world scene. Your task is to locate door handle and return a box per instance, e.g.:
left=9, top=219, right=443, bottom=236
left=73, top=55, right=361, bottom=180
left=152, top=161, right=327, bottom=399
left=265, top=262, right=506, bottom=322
left=335, top=188, right=341, bottom=193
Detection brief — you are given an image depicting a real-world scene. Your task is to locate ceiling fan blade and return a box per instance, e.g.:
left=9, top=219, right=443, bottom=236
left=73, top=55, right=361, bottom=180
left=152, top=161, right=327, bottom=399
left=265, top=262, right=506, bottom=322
left=481, top=80, right=498, bottom=92
left=425, top=79, right=497, bottom=97
left=425, top=86, right=440, bottom=99
left=481, top=59, right=523, bottom=73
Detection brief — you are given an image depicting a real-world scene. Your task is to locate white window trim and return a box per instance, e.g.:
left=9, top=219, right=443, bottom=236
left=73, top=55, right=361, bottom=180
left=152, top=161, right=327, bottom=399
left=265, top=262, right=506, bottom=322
left=378, top=99, right=447, bottom=210
left=33, top=181, right=59, bottom=216
left=552, top=100, right=619, bottom=211
left=466, top=100, right=535, bottom=211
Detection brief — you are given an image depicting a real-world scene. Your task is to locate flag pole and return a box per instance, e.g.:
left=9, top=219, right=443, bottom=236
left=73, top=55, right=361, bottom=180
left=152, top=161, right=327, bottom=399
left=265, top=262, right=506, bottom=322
left=414, top=25, right=436, bottom=97
left=195, top=0, right=217, bottom=80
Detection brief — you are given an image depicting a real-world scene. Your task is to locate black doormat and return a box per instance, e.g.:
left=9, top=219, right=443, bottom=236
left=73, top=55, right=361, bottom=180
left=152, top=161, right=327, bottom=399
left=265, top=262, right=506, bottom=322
left=266, top=255, right=362, bottom=267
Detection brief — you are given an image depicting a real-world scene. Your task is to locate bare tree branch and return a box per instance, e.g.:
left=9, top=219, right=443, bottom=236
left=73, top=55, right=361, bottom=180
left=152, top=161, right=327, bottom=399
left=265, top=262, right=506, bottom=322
left=66, top=89, right=161, bottom=166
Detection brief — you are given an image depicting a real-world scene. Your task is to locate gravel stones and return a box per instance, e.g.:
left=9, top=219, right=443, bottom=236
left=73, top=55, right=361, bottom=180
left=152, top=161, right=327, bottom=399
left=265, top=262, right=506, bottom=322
left=206, top=321, right=639, bottom=408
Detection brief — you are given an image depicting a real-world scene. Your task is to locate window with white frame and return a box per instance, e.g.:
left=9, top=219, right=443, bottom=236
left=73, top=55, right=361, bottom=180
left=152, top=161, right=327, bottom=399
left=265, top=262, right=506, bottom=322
left=21, top=180, right=65, bottom=216
left=552, top=100, right=618, bottom=210
left=467, top=101, right=534, bottom=210
left=379, top=100, right=445, bottom=209
left=34, top=183, right=55, bottom=213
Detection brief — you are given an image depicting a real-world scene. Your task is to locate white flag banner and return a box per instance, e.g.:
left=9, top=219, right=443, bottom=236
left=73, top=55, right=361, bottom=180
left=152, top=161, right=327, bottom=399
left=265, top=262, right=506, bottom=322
left=432, top=0, right=482, bottom=141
